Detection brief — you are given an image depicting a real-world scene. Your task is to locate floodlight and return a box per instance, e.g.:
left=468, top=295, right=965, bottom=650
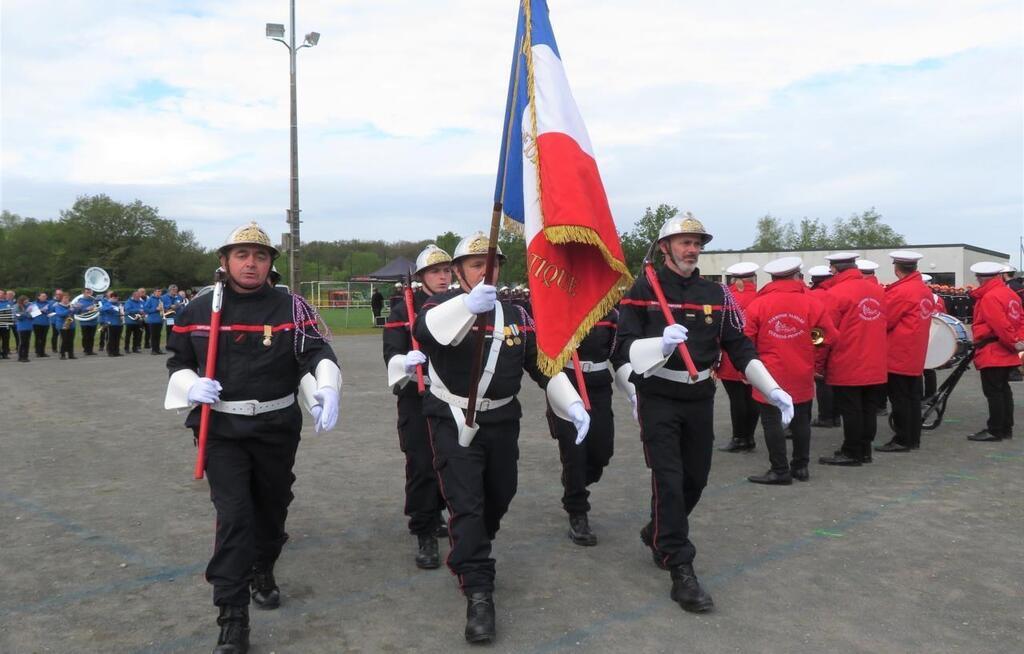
left=304, top=32, right=320, bottom=46
left=266, top=23, right=285, bottom=39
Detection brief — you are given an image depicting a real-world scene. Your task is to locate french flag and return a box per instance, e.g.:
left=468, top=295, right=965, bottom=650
left=495, top=0, right=632, bottom=376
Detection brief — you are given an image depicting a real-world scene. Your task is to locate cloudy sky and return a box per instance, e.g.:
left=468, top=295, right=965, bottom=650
left=2, top=0, right=1022, bottom=258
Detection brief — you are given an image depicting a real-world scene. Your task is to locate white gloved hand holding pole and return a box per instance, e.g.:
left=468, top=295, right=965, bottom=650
left=404, top=349, right=427, bottom=374
left=568, top=401, right=590, bottom=445
left=187, top=378, right=222, bottom=406
left=311, top=387, right=340, bottom=433
left=661, top=324, right=689, bottom=356
left=768, top=388, right=794, bottom=427
left=463, top=283, right=497, bottom=315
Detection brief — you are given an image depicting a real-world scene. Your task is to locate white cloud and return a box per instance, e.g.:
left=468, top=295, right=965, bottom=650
left=1, top=0, right=1021, bottom=255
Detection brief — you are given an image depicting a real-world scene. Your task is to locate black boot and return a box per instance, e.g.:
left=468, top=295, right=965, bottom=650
left=640, top=522, right=668, bottom=570
left=415, top=534, right=440, bottom=569
left=875, top=439, right=911, bottom=452
left=670, top=563, right=714, bottom=613
left=250, top=568, right=280, bottom=610
left=747, top=469, right=792, bottom=485
left=819, top=450, right=862, bottom=466
left=213, top=605, right=249, bottom=654
left=718, top=437, right=755, bottom=453
left=967, top=429, right=1003, bottom=442
left=791, top=466, right=810, bottom=482
left=568, top=513, right=597, bottom=546
left=464, top=592, right=496, bottom=643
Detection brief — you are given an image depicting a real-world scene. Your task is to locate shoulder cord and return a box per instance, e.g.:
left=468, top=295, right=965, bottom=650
left=292, top=293, right=332, bottom=358
left=719, top=283, right=746, bottom=336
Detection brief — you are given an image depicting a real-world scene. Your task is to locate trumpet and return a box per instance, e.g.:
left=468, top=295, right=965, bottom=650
left=811, top=327, right=825, bottom=346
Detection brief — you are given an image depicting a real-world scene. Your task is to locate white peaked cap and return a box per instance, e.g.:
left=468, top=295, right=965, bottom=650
left=807, top=265, right=832, bottom=277
left=921, top=274, right=933, bottom=282
left=825, top=252, right=860, bottom=263
left=763, top=256, right=803, bottom=277
left=726, top=262, right=759, bottom=276
left=970, top=261, right=1006, bottom=275
left=889, top=250, right=923, bottom=263
left=856, top=259, right=880, bottom=272
left=1000, top=263, right=1016, bottom=273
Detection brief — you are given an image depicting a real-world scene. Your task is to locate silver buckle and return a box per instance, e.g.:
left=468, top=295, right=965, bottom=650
left=580, top=361, right=594, bottom=372
left=240, top=400, right=259, bottom=416
left=477, top=398, right=492, bottom=411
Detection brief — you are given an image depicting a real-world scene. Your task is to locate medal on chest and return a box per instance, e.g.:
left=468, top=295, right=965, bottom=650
left=703, top=305, right=714, bottom=324
left=504, top=324, right=521, bottom=346
left=263, top=325, right=273, bottom=347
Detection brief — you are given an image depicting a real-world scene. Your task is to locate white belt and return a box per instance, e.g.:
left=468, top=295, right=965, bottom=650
left=429, top=385, right=513, bottom=412
left=650, top=367, right=713, bottom=384
left=565, top=360, right=609, bottom=372
left=211, top=394, right=295, bottom=416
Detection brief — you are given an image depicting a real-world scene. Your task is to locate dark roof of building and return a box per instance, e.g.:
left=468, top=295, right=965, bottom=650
left=352, top=256, right=415, bottom=281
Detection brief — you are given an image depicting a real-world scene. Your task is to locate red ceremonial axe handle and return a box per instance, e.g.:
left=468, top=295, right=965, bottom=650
left=403, top=286, right=425, bottom=395
left=644, top=263, right=699, bottom=380
left=570, top=351, right=591, bottom=411
left=194, top=272, right=226, bottom=480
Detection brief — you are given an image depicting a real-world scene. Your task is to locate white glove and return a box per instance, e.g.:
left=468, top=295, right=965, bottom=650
left=630, top=394, right=639, bottom=423
left=187, top=377, right=222, bottom=405
left=768, top=388, right=794, bottom=427
left=311, top=387, right=340, bottom=433
left=405, top=349, right=427, bottom=374
left=568, top=401, right=590, bottom=445
left=661, top=324, right=689, bottom=356
left=463, top=283, right=497, bottom=314
left=1015, top=341, right=1024, bottom=352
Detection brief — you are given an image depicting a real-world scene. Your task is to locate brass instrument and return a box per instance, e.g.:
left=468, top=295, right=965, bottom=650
left=74, top=266, right=110, bottom=322
left=0, top=306, right=13, bottom=327
left=811, top=327, right=825, bottom=346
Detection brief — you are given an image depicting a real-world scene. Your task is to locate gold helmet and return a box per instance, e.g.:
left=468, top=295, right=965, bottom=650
left=218, top=221, right=279, bottom=259
left=657, top=212, right=713, bottom=245
left=452, top=232, right=506, bottom=263
left=414, top=244, right=453, bottom=275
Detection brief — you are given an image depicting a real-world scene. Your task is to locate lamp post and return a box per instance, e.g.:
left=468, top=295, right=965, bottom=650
left=266, top=2, right=320, bottom=292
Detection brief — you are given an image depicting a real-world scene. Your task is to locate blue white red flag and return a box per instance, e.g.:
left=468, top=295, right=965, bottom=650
left=495, top=0, right=632, bottom=375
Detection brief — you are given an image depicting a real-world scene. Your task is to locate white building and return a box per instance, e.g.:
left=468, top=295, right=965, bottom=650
left=699, top=244, right=1010, bottom=287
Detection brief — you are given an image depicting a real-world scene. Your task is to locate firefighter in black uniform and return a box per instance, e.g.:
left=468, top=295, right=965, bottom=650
left=164, top=222, right=342, bottom=654
left=617, top=213, right=793, bottom=613
left=382, top=244, right=452, bottom=569
left=547, top=308, right=636, bottom=546
left=415, top=232, right=589, bottom=644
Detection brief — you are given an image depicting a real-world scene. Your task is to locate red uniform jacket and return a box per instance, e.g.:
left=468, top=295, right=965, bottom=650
left=717, top=281, right=758, bottom=381
left=884, top=272, right=934, bottom=376
left=824, top=268, right=887, bottom=386
left=744, top=280, right=839, bottom=404
left=971, top=277, right=1023, bottom=369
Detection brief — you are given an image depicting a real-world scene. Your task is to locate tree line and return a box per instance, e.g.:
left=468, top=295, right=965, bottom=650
left=2, top=195, right=905, bottom=291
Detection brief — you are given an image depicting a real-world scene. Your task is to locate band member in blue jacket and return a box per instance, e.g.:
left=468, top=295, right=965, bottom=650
left=0, top=290, right=13, bottom=359
left=163, top=284, right=181, bottom=341
left=53, top=295, right=78, bottom=359
left=14, top=295, right=34, bottom=362
left=144, top=288, right=165, bottom=355
left=124, top=291, right=145, bottom=353
left=77, top=288, right=100, bottom=355
left=100, top=292, right=125, bottom=356
left=49, top=289, right=64, bottom=353
left=31, top=292, right=52, bottom=358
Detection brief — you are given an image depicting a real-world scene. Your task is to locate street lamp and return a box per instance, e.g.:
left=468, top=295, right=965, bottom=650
left=266, top=1, right=319, bottom=293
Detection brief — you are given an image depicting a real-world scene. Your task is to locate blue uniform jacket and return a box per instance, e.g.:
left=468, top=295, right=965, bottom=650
left=31, top=300, right=52, bottom=327
left=143, top=296, right=164, bottom=324
left=77, top=296, right=99, bottom=327
left=101, top=300, right=124, bottom=326
left=15, top=305, right=34, bottom=332
left=124, top=298, right=145, bottom=325
left=53, top=304, right=77, bottom=331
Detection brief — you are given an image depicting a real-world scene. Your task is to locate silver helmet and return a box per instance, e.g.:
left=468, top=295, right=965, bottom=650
left=414, top=244, right=453, bottom=275
left=657, top=212, right=713, bottom=245
left=452, top=232, right=505, bottom=263
left=218, top=221, right=280, bottom=258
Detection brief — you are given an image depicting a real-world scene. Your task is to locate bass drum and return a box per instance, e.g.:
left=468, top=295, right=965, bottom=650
left=924, top=313, right=970, bottom=370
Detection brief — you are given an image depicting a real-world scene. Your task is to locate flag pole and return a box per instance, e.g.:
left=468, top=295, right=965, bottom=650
left=642, top=242, right=699, bottom=380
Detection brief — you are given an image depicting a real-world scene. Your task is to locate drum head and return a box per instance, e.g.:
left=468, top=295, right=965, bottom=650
left=924, top=314, right=963, bottom=369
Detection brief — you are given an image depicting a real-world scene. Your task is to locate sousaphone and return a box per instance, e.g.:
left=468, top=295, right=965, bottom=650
left=74, top=266, right=111, bottom=321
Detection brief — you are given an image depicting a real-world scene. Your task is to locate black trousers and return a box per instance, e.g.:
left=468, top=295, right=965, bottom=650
left=60, top=329, right=75, bottom=356
left=833, top=384, right=884, bottom=458
left=547, top=384, right=615, bottom=515
left=888, top=373, right=923, bottom=447
left=638, top=393, right=715, bottom=568
left=428, top=415, right=519, bottom=595
left=396, top=394, right=445, bottom=535
left=33, top=325, right=48, bottom=356
left=205, top=434, right=300, bottom=607
left=760, top=400, right=812, bottom=473
left=815, top=378, right=837, bottom=420
left=50, top=325, right=59, bottom=351
left=125, top=324, right=143, bottom=351
left=980, top=367, right=1015, bottom=437
left=722, top=379, right=759, bottom=441
left=81, top=325, right=97, bottom=354
left=148, top=323, right=163, bottom=353
left=144, top=323, right=151, bottom=348
left=923, top=369, right=937, bottom=398
left=106, top=325, right=123, bottom=355
left=17, top=330, right=31, bottom=360
left=0, top=326, right=10, bottom=356
left=98, top=325, right=107, bottom=350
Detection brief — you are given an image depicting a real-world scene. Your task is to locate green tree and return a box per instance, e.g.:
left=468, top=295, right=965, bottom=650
left=789, top=217, right=832, bottom=249
left=750, top=214, right=788, bottom=250
left=434, top=231, right=461, bottom=257
left=498, top=228, right=526, bottom=285
left=621, top=204, right=679, bottom=271
left=829, top=208, right=905, bottom=248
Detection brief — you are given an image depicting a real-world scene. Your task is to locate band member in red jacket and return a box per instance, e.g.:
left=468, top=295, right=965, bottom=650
left=808, top=265, right=840, bottom=428
left=876, top=251, right=934, bottom=452
left=818, top=253, right=888, bottom=466
left=744, top=257, right=839, bottom=484
left=966, top=261, right=1024, bottom=442
left=718, top=262, right=761, bottom=452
